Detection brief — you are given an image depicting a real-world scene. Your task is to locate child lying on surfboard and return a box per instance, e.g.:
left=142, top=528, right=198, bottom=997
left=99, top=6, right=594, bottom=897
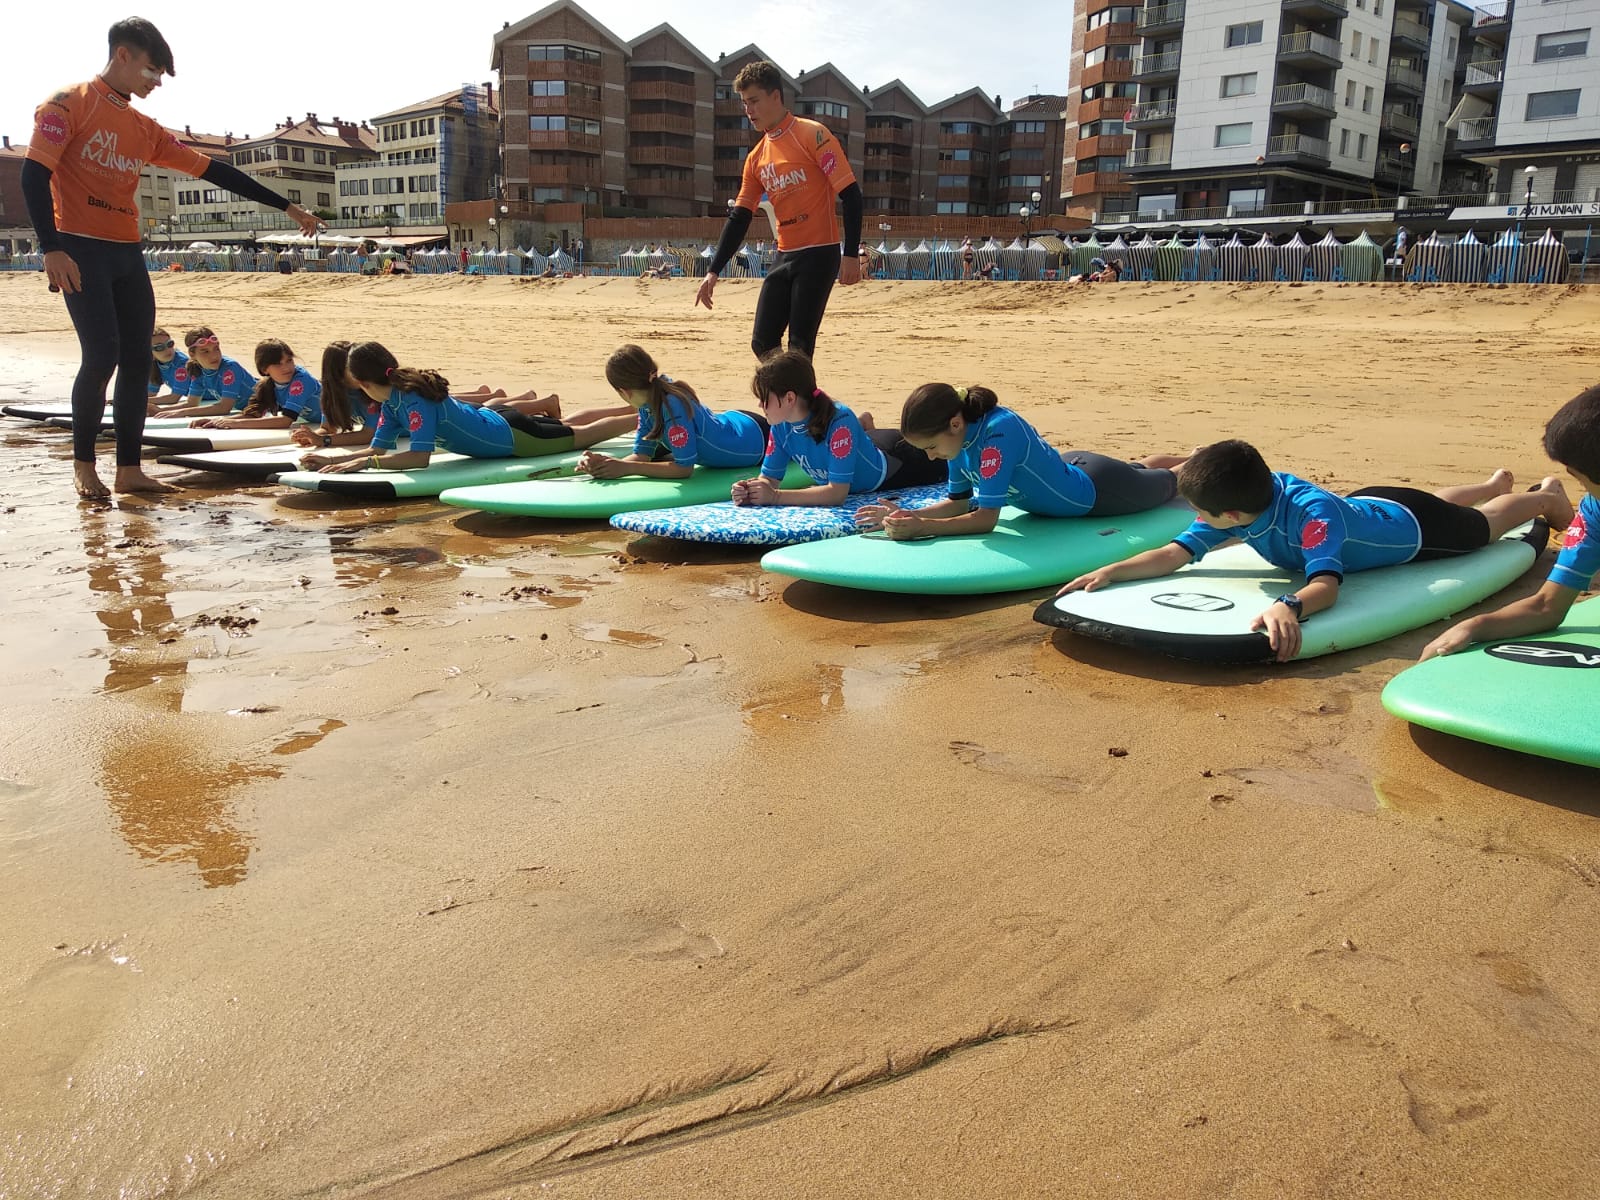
left=1421, top=385, right=1600, bottom=660
left=1057, top=438, right=1573, bottom=663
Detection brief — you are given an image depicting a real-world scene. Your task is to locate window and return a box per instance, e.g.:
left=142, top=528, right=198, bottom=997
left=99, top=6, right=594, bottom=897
left=527, top=43, right=600, bottom=62
left=291, top=147, right=305, bottom=162
left=314, top=150, right=327, bottom=165
left=1369, top=39, right=1379, bottom=64
left=801, top=100, right=850, bottom=119
left=1228, top=186, right=1265, bottom=209
left=941, top=122, right=985, bottom=135
left=287, top=189, right=300, bottom=203
left=530, top=80, right=567, bottom=96
left=1363, top=85, right=1375, bottom=113
left=530, top=115, right=567, bottom=131
left=1374, top=0, right=1383, bottom=13
left=1221, top=72, right=1257, bottom=97
left=1225, top=22, right=1262, bottom=47
left=1010, top=120, right=1046, bottom=133
left=1345, top=80, right=1356, bottom=106
left=1526, top=89, right=1582, bottom=119
left=1535, top=29, right=1590, bottom=61
left=1351, top=31, right=1363, bottom=56
left=1357, top=132, right=1369, bottom=158
left=1215, top=122, right=1252, bottom=147
left=317, top=192, right=330, bottom=207
left=1087, top=6, right=1136, bottom=27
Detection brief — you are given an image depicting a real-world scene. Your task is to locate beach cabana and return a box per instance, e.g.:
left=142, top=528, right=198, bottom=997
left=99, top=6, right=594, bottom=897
left=1274, top=232, right=1309, bottom=282
left=1404, top=231, right=1451, bottom=283
left=1340, top=232, right=1383, bottom=282
left=1217, top=233, right=1248, bottom=281
left=1308, top=231, right=1343, bottom=281
left=1523, top=229, right=1570, bottom=284
left=1188, top=233, right=1220, bottom=281
left=1449, top=230, right=1488, bottom=283
left=1099, top=235, right=1131, bottom=279
left=929, top=239, right=959, bottom=280
left=1153, top=233, right=1186, bottom=281
left=907, top=239, right=933, bottom=280
left=1120, top=234, right=1158, bottom=281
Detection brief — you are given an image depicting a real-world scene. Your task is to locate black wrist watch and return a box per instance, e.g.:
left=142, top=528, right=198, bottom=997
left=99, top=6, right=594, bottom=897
left=1275, top=593, right=1304, bottom=619
left=320, top=435, right=333, bottom=448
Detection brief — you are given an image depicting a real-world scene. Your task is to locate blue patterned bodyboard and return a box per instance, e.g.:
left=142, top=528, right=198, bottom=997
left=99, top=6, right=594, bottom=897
left=609, top=484, right=948, bottom=546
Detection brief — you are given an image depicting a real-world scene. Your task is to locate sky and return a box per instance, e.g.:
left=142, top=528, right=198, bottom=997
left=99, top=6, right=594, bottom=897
left=4, top=1, right=1071, bottom=146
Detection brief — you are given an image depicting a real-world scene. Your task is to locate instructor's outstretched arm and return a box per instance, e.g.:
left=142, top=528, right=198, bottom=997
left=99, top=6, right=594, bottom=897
left=696, top=206, right=755, bottom=310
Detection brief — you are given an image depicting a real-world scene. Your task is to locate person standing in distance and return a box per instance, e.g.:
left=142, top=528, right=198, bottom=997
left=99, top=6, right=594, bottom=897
left=23, top=17, right=322, bottom=500
left=694, top=61, right=863, bottom=360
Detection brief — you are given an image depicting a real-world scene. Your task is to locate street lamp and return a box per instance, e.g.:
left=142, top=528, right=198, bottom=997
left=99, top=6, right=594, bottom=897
left=1513, top=163, right=1538, bottom=283
left=1031, top=189, right=1043, bottom=225
left=1395, top=141, right=1413, bottom=204
left=1019, top=203, right=1034, bottom=246
left=488, top=216, right=500, bottom=253
left=156, top=221, right=173, bottom=249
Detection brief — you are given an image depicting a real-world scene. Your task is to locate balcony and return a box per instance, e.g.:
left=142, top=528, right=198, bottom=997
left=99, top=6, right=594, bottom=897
left=1131, top=50, right=1181, bottom=80
left=1126, top=99, right=1178, bottom=126
left=1272, top=82, right=1336, bottom=118
left=526, top=164, right=601, bottom=186
left=629, top=80, right=696, bottom=105
left=1375, top=153, right=1416, bottom=184
left=527, top=95, right=602, bottom=118
left=1278, top=31, right=1342, bottom=69
left=1266, top=132, right=1330, bottom=163
left=529, top=60, right=602, bottom=85
left=628, top=144, right=696, bottom=169
left=527, top=130, right=602, bottom=152
left=1386, top=63, right=1426, bottom=94
left=1392, top=15, right=1431, bottom=50
left=1136, top=2, right=1185, bottom=34
left=632, top=112, right=696, bottom=136
left=1472, top=1, right=1510, bottom=41
left=1463, top=57, right=1504, bottom=90
left=1456, top=115, right=1497, bottom=148
left=1381, top=105, right=1421, bottom=138
left=625, top=176, right=698, bottom=199
left=1126, top=144, right=1173, bottom=169
left=1282, top=0, right=1348, bottom=17
left=866, top=124, right=914, bottom=148
left=1082, top=59, right=1136, bottom=87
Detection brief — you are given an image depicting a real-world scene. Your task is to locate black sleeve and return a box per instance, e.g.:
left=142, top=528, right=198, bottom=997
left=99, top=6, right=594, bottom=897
left=708, top=206, right=754, bottom=275
left=838, top=182, right=863, bottom=258
left=20, top=159, right=62, bottom=253
left=200, top=158, right=293, bottom=211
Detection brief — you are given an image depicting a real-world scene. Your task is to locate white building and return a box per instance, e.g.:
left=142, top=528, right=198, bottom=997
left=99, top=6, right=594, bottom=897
left=1123, top=0, right=1474, bottom=217
left=335, top=86, right=500, bottom=224
left=1455, top=0, right=1600, bottom=204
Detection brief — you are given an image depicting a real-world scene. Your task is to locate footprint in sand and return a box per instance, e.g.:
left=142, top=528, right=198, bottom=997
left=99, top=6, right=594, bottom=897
left=948, top=741, right=1080, bottom=791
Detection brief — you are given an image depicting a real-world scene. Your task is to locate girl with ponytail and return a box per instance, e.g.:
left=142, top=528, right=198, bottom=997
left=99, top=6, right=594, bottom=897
left=730, top=349, right=944, bottom=507
left=855, top=383, right=1185, bottom=539
left=576, top=344, right=768, bottom=480
left=289, top=341, right=379, bottom=450
left=298, top=341, right=634, bottom=474
left=193, top=339, right=323, bottom=430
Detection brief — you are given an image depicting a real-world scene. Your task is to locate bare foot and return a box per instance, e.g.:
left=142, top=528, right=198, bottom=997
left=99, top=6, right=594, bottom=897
left=1538, top=476, right=1574, bottom=530
left=113, top=467, right=182, bottom=495
left=526, top=393, right=561, bottom=419
left=1140, top=452, right=1191, bottom=471
left=74, top=463, right=111, bottom=500
left=1486, top=468, right=1514, bottom=496
left=858, top=410, right=877, bottom=431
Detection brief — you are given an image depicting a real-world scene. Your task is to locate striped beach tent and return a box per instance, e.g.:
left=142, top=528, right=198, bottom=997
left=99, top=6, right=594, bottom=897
left=1309, top=231, right=1344, bottom=281
left=929, top=239, right=959, bottom=280
left=1218, top=233, right=1249, bottom=281
left=1275, top=232, right=1309, bottom=281
left=1525, top=229, right=1570, bottom=284
left=1100, top=236, right=1132, bottom=279
left=1068, top=236, right=1102, bottom=276
left=1186, top=233, right=1219, bottom=281
left=886, top=241, right=912, bottom=279
left=1120, top=234, right=1158, bottom=280
left=1154, top=233, right=1186, bottom=281
left=1403, top=231, right=1449, bottom=282
left=1450, top=230, right=1488, bottom=283
left=1340, top=232, right=1384, bottom=282
left=1245, top=232, right=1277, bottom=282
left=1485, top=228, right=1520, bottom=283
left=907, top=239, right=933, bottom=279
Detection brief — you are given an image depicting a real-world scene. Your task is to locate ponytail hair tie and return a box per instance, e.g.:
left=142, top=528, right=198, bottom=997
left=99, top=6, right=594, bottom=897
left=385, top=366, right=394, bottom=378
left=955, top=386, right=968, bottom=402
left=812, top=387, right=823, bottom=400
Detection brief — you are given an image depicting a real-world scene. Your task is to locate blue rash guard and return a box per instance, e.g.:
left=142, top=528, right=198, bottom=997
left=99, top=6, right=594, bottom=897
left=1548, top=493, right=1600, bottom=591
left=369, top=389, right=514, bottom=457
left=149, top=350, right=190, bottom=396
left=1174, top=472, right=1422, bottom=581
left=759, top=403, right=887, bottom=493
left=635, top=392, right=764, bottom=469
left=276, top=365, right=323, bottom=425
left=184, top=356, right=258, bottom=411
left=945, top=405, right=1094, bottom=516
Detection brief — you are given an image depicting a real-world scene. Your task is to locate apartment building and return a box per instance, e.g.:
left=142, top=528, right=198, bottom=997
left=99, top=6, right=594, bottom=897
left=1115, top=0, right=1476, bottom=218
left=335, top=87, right=499, bottom=223
left=174, top=115, right=378, bottom=227
left=1455, top=0, right=1600, bottom=204
left=1063, top=2, right=1143, bottom=216
left=492, top=0, right=1071, bottom=219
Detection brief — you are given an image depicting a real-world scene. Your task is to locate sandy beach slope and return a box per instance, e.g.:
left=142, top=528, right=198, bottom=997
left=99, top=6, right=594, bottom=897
left=1, top=273, right=1598, bottom=1198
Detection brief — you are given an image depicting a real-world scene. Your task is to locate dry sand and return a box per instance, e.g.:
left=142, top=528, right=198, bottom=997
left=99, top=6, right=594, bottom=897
left=1, top=273, right=1598, bottom=1199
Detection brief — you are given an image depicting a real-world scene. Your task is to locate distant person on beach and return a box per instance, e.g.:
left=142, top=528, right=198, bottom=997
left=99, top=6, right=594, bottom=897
left=730, top=349, right=944, bottom=506
left=856, top=384, right=1183, bottom=540
left=154, top=328, right=257, bottom=418
left=297, top=341, right=634, bottom=475
left=1058, top=439, right=1574, bottom=663
left=1422, top=385, right=1600, bottom=660
left=145, top=325, right=189, bottom=406
left=22, top=16, right=320, bottom=499
left=576, top=344, right=768, bottom=480
left=962, top=237, right=975, bottom=280
left=694, top=61, right=863, bottom=360
left=191, top=339, right=321, bottom=430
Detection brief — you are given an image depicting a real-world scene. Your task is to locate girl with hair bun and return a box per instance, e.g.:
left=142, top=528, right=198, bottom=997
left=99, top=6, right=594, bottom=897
left=192, top=338, right=321, bottom=430
left=731, top=349, right=944, bottom=507
left=855, top=382, right=1185, bottom=539
left=298, top=341, right=634, bottom=474
left=576, top=343, right=769, bottom=479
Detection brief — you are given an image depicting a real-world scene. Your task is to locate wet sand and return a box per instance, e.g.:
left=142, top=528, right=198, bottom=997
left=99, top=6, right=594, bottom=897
left=1, top=274, right=1599, bottom=1198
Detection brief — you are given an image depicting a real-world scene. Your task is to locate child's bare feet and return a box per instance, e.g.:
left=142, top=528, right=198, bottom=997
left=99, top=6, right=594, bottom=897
left=113, top=467, right=181, bottom=495
left=74, top=463, right=111, bottom=500
left=1538, top=476, right=1574, bottom=530
left=858, top=410, right=877, bottom=431
left=1486, top=468, right=1514, bottom=496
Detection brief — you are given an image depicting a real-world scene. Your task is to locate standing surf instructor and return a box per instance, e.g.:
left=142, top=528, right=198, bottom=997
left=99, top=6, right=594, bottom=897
left=23, top=17, right=322, bottom=499
left=695, top=61, right=862, bottom=359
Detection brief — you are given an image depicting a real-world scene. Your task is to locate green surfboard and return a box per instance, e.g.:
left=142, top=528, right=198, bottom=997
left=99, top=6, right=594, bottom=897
left=760, top=502, right=1194, bottom=595
left=272, top=437, right=632, bottom=500
left=438, top=463, right=811, bottom=519
left=1382, top=595, right=1600, bottom=767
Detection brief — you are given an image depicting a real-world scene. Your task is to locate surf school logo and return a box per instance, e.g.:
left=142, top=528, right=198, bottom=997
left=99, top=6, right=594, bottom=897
left=289, top=380, right=304, bottom=397
left=1485, top=641, right=1600, bottom=669
left=80, top=129, right=141, bottom=174
left=221, top=370, right=236, bottom=386
left=759, top=163, right=808, bottom=192
left=667, top=424, right=688, bottom=449
left=1301, top=519, right=1329, bottom=550
left=979, top=447, right=1003, bottom=480
left=408, top=410, right=424, bottom=432
left=819, top=150, right=838, bottom=177
left=38, top=111, right=68, bottom=146
left=174, top=367, right=188, bottom=382
left=1564, top=511, right=1589, bottom=549
left=765, top=432, right=776, bottom=457
left=1151, top=592, right=1235, bottom=612
left=829, top=427, right=853, bottom=459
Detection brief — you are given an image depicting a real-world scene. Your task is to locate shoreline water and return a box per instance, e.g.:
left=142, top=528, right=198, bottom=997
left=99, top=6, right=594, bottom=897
left=2, top=275, right=1599, bottom=1198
